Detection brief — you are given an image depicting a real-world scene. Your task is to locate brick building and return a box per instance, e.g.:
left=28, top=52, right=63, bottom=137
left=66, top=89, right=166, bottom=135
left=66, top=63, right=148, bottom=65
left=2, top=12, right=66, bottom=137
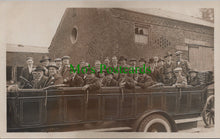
left=49, top=8, right=214, bottom=71
left=6, top=43, right=48, bottom=83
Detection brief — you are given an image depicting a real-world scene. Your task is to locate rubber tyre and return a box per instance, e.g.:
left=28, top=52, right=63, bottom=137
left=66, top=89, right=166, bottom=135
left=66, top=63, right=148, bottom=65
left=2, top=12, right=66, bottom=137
left=138, top=114, right=172, bottom=132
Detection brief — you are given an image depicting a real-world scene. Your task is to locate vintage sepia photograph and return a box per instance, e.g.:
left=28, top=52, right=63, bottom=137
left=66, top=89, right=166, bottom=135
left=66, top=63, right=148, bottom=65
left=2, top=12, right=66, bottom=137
left=2, top=1, right=216, bottom=136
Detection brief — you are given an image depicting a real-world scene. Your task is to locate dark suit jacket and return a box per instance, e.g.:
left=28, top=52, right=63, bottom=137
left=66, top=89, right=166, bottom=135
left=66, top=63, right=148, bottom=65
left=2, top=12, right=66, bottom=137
left=45, top=74, right=63, bottom=87
left=20, top=67, right=33, bottom=82
left=32, top=76, right=48, bottom=89
left=69, top=74, right=84, bottom=87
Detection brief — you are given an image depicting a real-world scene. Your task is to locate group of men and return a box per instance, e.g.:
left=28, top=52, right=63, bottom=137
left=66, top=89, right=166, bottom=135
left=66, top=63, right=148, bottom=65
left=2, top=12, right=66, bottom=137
left=18, top=50, right=201, bottom=91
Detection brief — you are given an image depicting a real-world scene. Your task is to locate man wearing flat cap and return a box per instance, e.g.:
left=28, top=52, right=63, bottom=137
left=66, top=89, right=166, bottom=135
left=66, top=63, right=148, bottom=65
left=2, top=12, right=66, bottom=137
left=20, top=57, right=35, bottom=88
left=60, top=56, right=72, bottom=84
left=45, top=62, right=63, bottom=86
left=162, top=52, right=175, bottom=84
left=129, top=58, right=138, bottom=80
left=111, top=56, right=119, bottom=81
left=55, top=58, right=62, bottom=73
left=139, top=58, right=147, bottom=67
left=173, top=67, right=187, bottom=87
left=40, top=55, right=51, bottom=76
left=118, top=56, right=130, bottom=68
left=175, top=51, right=191, bottom=77
left=31, top=66, right=48, bottom=89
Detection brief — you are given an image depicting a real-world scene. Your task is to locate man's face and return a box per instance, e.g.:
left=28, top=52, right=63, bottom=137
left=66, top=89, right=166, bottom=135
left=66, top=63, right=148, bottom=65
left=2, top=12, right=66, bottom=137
left=158, top=61, right=163, bottom=67
left=167, top=72, right=173, bottom=79
left=120, top=73, right=126, bottom=78
left=36, top=71, right=43, bottom=79
left=99, top=72, right=105, bottom=78
left=165, top=56, right=172, bottom=63
left=121, top=60, right=126, bottom=65
left=32, top=71, right=38, bottom=80
left=190, top=72, right=197, bottom=78
left=95, top=61, right=101, bottom=70
left=106, top=74, right=113, bottom=81
left=139, top=73, right=146, bottom=78
left=42, top=60, right=49, bottom=67
left=48, top=67, right=57, bottom=76
left=62, top=59, right=69, bottom=65
left=112, top=58, right=118, bottom=65
left=80, top=61, right=86, bottom=67
left=177, top=54, right=182, bottom=61
left=55, top=61, right=62, bottom=67
left=139, top=62, right=145, bottom=67
left=26, top=60, right=33, bottom=66
left=104, top=59, right=110, bottom=66
left=130, top=61, right=136, bottom=67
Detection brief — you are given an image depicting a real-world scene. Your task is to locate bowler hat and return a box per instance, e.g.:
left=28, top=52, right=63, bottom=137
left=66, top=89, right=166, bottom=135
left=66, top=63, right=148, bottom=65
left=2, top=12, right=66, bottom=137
left=34, top=66, right=45, bottom=72
left=40, top=55, right=51, bottom=63
left=118, top=56, right=127, bottom=61
left=47, top=62, right=59, bottom=69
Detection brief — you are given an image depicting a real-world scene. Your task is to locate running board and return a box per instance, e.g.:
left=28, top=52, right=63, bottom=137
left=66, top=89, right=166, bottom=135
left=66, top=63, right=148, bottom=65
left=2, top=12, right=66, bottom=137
left=78, top=127, right=132, bottom=132
left=175, top=117, right=202, bottom=124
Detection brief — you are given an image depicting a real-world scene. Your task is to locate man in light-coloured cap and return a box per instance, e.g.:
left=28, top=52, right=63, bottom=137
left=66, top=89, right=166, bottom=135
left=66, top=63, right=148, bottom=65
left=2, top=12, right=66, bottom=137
left=175, top=50, right=191, bottom=77
left=173, top=67, right=187, bottom=87
left=40, top=55, right=51, bottom=76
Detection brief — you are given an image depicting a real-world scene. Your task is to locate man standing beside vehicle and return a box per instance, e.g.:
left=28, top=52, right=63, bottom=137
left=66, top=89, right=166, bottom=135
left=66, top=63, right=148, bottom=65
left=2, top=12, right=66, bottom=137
left=175, top=51, right=191, bottom=77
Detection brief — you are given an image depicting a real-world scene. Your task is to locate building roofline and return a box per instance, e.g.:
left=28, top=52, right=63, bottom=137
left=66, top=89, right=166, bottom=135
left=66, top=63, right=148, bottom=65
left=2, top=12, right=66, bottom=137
left=6, top=43, right=49, bottom=53
left=119, top=8, right=213, bottom=28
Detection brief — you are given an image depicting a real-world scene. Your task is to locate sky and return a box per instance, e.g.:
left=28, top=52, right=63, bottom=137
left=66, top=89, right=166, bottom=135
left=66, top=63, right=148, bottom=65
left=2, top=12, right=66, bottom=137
left=0, top=1, right=203, bottom=48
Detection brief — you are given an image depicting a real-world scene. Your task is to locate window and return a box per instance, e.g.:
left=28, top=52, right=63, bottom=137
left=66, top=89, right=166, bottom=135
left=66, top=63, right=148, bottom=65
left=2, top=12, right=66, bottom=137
left=70, top=27, right=78, bottom=44
left=134, top=26, right=149, bottom=45
left=16, top=67, right=23, bottom=82
left=7, top=66, right=12, bottom=81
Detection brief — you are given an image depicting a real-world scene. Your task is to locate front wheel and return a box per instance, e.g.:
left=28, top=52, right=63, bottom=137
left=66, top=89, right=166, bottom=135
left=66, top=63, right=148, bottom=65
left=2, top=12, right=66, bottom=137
left=202, top=95, right=214, bottom=127
left=137, top=114, right=172, bottom=132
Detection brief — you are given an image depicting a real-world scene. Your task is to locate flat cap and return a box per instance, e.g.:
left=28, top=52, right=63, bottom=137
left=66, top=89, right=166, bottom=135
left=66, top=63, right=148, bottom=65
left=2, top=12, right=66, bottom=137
left=175, top=51, right=183, bottom=56
left=26, top=57, right=33, bottom=61
left=129, top=58, right=137, bottom=62
left=174, top=67, right=182, bottom=72
left=54, top=58, right=62, bottom=62
left=61, top=56, right=70, bottom=60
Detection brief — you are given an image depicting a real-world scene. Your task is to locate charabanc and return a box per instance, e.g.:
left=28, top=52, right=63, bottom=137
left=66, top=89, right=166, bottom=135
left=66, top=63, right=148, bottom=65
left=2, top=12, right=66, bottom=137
left=7, top=71, right=214, bottom=132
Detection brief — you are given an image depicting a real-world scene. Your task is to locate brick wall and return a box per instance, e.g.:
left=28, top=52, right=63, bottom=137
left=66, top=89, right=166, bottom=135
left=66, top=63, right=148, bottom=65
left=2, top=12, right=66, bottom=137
left=49, top=8, right=214, bottom=67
